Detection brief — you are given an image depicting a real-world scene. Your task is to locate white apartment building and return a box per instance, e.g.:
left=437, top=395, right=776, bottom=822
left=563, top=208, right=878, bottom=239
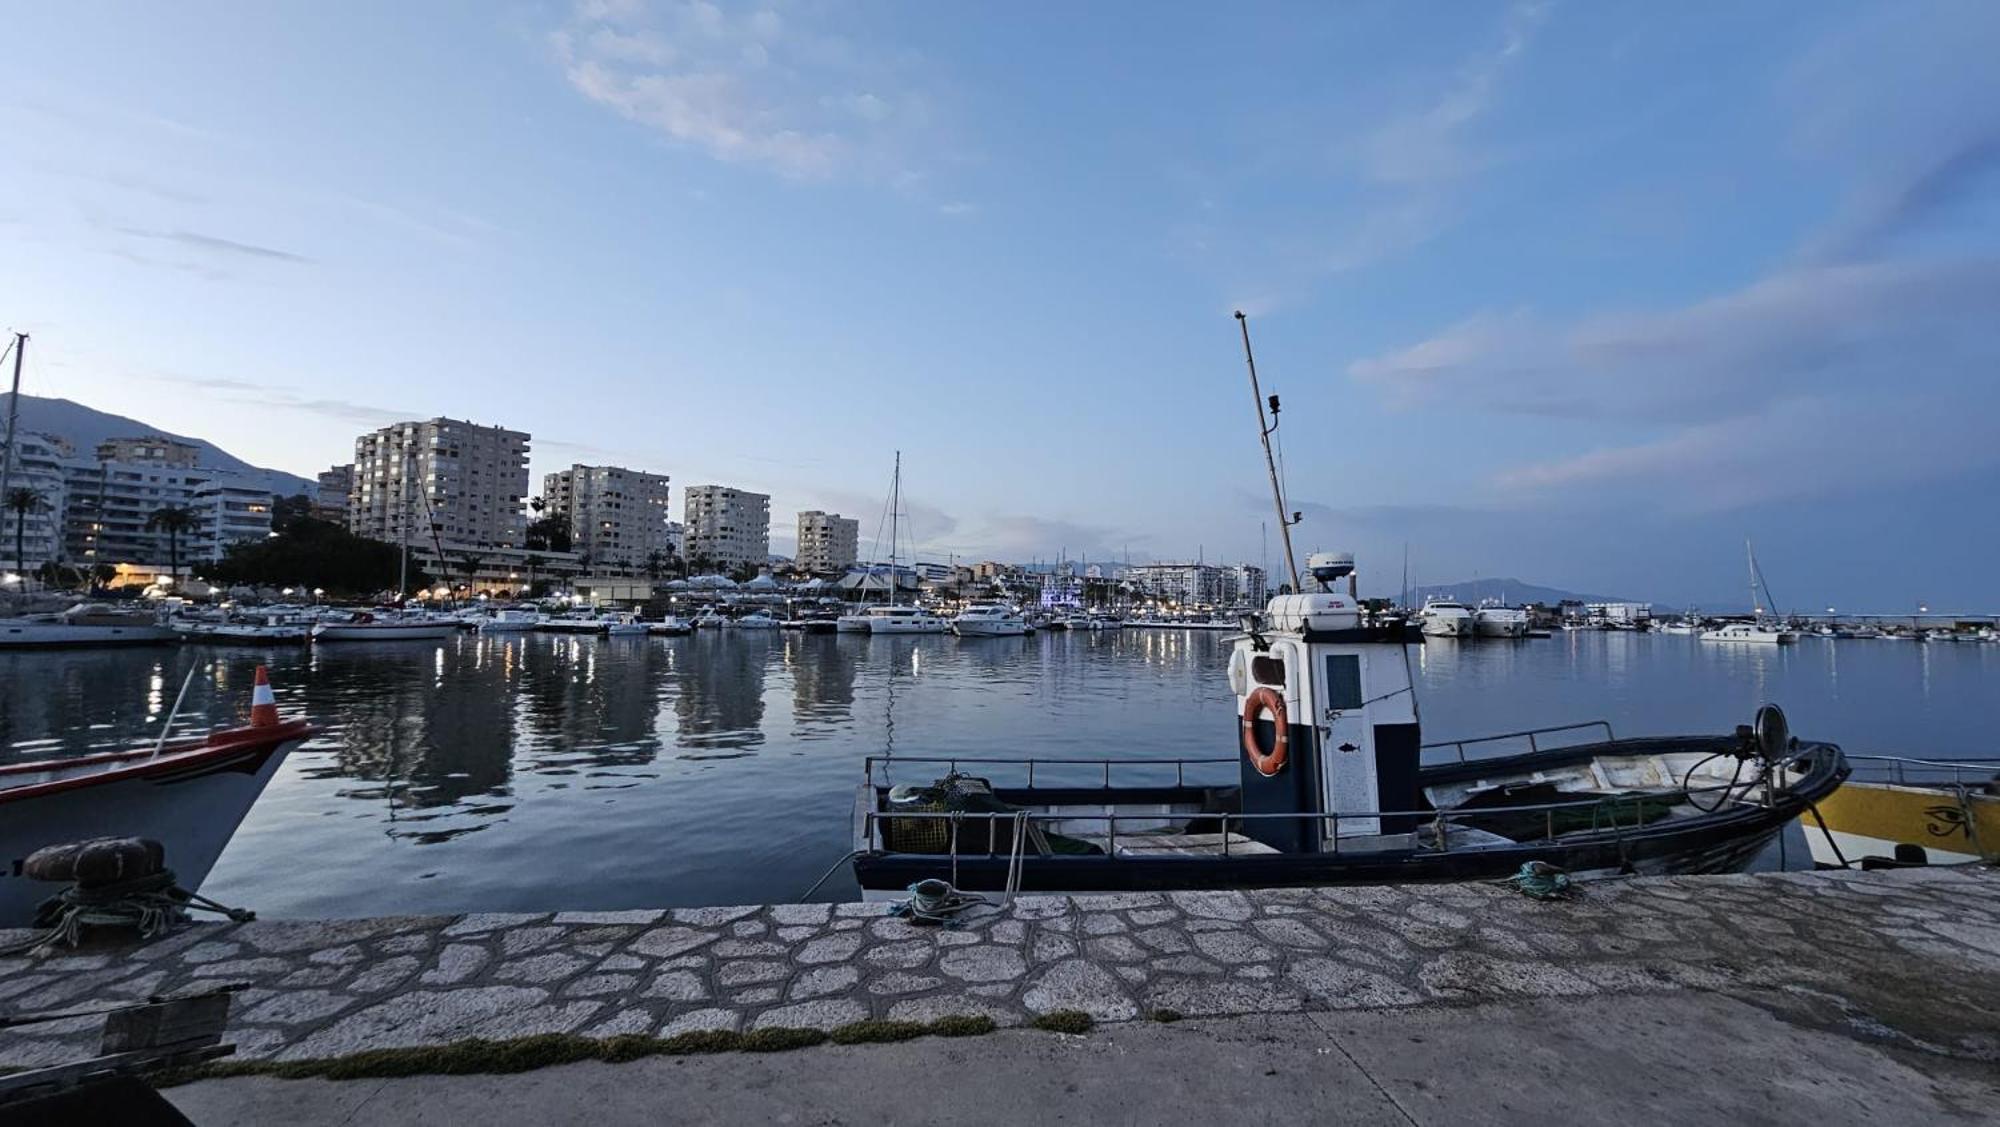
left=348, top=418, right=528, bottom=550
left=62, top=459, right=272, bottom=568
left=0, top=433, right=72, bottom=570
left=542, top=465, right=675, bottom=574
left=794, top=510, right=859, bottom=574
left=315, top=464, right=353, bottom=523
left=682, top=485, right=770, bottom=573
left=1121, top=562, right=1267, bottom=608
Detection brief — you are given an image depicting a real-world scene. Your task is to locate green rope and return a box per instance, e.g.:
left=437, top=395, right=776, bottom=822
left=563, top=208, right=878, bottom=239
left=1499, top=860, right=1574, bottom=900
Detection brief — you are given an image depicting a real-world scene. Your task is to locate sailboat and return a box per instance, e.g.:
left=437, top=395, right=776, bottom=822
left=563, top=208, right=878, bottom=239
left=836, top=453, right=947, bottom=635
left=1700, top=539, right=1797, bottom=644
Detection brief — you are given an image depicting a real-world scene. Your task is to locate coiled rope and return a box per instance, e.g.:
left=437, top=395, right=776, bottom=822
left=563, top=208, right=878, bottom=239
left=1499, top=860, right=1574, bottom=900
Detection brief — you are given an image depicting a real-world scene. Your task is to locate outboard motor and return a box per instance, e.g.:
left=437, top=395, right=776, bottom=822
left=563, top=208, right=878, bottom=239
left=1229, top=552, right=1424, bottom=852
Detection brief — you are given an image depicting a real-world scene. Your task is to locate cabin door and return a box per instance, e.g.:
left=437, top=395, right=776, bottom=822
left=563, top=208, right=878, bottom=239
left=1317, top=652, right=1380, bottom=839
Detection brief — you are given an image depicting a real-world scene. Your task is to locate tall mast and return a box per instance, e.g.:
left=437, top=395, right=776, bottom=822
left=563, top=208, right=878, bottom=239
left=397, top=447, right=411, bottom=601
left=0, top=333, right=26, bottom=520
left=1235, top=312, right=1301, bottom=593
left=888, top=451, right=901, bottom=609
left=1746, top=537, right=1759, bottom=616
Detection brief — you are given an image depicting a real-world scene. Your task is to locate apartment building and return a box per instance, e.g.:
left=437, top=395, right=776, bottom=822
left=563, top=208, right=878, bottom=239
left=794, top=510, right=859, bottom=574
left=542, top=464, right=675, bottom=573
left=681, top=485, right=770, bottom=573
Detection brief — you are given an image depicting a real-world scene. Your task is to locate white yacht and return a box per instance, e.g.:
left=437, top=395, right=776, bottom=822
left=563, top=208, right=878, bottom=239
left=731, top=610, right=781, bottom=630
left=1472, top=604, right=1528, bottom=638
left=312, top=611, right=459, bottom=642
left=952, top=603, right=1028, bottom=637
left=476, top=608, right=542, bottom=633
left=1076, top=612, right=1124, bottom=631
left=0, top=604, right=176, bottom=649
left=1419, top=599, right=1474, bottom=638
left=1700, top=622, right=1798, bottom=644
left=692, top=608, right=728, bottom=629
left=605, top=613, right=650, bottom=636
left=857, top=605, right=949, bottom=634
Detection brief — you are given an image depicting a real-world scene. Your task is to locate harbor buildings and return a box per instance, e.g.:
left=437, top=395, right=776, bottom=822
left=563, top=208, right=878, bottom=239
left=1121, top=562, right=1268, bottom=609
left=1, top=430, right=277, bottom=574
left=795, top=510, right=859, bottom=575
left=682, top=485, right=770, bottom=573
left=543, top=465, right=676, bottom=574
left=315, top=464, right=353, bottom=523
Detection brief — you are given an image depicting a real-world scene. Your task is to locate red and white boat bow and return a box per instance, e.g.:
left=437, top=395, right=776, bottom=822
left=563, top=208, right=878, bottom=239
left=0, top=666, right=316, bottom=927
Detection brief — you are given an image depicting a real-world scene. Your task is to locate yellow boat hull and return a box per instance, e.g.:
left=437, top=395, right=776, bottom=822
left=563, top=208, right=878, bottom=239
left=1802, top=781, right=1999, bottom=866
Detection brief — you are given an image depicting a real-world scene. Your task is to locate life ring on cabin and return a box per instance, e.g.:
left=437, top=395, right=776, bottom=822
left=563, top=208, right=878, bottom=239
left=1240, top=687, right=1289, bottom=777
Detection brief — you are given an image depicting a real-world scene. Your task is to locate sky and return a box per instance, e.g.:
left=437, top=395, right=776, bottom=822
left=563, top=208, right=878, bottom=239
left=4, top=1, right=1998, bottom=611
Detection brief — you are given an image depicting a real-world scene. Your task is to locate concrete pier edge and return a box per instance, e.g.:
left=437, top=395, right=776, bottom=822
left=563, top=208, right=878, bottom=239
left=2, top=866, right=1996, bottom=1075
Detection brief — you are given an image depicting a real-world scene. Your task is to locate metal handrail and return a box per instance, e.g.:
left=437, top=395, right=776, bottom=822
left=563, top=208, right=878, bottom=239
left=864, top=754, right=1238, bottom=789
left=865, top=775, right=1762, bottom=857
left=1420, top=720, right=1616, bottom=764
left=1843, top=755, right=2000, bottom=787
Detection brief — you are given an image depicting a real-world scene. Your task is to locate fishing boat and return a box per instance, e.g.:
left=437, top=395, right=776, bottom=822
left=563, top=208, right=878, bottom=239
left=0, top=668, right=316, bottom=926
left=845, top=314, right=1849, bottom=900
left=0, top=604, right=176, bottom=648
left=953, top=603, right=1029, bottom=637
left=1800, top=756, right=1999, bottom=868
left=311, top=610, right=458, bottom=642
left=1419, top=598, right=1474, bottom=638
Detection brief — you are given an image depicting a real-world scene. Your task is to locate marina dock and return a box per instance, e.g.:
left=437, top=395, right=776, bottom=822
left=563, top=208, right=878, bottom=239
left=3, top=866, right=1995, bottom=1121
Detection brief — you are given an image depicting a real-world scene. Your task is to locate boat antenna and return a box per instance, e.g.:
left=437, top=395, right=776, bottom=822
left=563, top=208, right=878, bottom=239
left=1235, top=312, right=1301, bottom=593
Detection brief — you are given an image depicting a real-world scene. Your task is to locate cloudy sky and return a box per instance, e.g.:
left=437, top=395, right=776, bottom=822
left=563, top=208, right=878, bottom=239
left=4, top=2, right=1996, bottom=609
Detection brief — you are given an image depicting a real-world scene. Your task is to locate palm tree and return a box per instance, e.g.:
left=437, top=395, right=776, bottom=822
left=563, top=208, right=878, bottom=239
left=522, top=553, right=544, bottom=596
left=144, top=505, right=198, bottom=585
left=644, top=550, right=665, bottom=581
left=6, top=487, right=44, bottom=581
left=459, top=553, right=485, bottom=600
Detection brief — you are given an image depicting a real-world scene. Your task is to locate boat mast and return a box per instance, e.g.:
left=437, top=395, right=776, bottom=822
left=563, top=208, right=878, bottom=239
left=1234, top=312, right=1301, bottom=593
left=888, top=451, right=901, bottom=610
left=1746, top=537, right=1761, bottom=616
left=0, top=333, right=26, bottom=525
left=397, top=449, right=411, bottom=602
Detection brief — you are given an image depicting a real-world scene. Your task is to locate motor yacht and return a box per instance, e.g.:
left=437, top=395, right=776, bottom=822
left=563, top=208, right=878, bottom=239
left=1418, top=599, right=1474, bottom=638
left=1699, top=622, right=1798, bottom=644
left=952, top=603, right=1028, bottom=637
left=1472, top=604, right=1529, bottom=638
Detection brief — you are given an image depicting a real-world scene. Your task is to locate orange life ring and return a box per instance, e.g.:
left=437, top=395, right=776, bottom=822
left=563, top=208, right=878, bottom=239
left=1241, top=686, right=1289, bottom=777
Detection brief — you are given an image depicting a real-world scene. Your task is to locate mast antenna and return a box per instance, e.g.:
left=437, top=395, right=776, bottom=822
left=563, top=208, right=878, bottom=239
left=1235, top=312, right=1302, bottom=593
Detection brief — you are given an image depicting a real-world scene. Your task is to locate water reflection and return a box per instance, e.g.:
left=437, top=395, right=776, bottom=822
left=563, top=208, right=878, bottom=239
left=4, top=630, right=1995, bottom=916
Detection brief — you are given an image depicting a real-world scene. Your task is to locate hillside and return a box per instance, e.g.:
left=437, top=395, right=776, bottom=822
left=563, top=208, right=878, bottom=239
left=3, top=393, right=316, bottom=496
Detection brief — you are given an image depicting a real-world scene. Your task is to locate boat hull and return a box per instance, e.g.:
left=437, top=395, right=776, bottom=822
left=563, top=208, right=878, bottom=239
left=0, top=621, right=176, bottom=648
left=954, top=621, right=1028, bottom=637
left=0, top=721, right=313, bottom=926
left=1799, top=780, right=1999, bottom=867
left=313, top=623, right=459, bottom=641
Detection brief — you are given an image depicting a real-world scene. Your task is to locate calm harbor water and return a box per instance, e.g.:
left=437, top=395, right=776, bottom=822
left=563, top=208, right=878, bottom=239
left=3, top=629, right=1995, bottom=917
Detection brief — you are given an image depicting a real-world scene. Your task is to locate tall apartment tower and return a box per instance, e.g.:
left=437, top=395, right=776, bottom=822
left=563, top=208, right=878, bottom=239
left=681, top=485, right=771, bottom=573
left=348, top=418, right=529, bottom=549
left=542, top=464, right=674, bottom=573
left=794, top=510, right=859, bottom=574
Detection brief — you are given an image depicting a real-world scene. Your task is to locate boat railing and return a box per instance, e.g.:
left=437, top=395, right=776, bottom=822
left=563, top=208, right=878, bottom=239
left=864, top=754, right=1238, bottom=790
left=863, top=775, right=1755, bottom=858
left=1420, top=720, right=1616, bottom=764
left=1844, top=754, right=2000, bottom=788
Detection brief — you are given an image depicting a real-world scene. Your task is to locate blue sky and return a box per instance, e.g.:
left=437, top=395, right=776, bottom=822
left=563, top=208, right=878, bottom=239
left=4, top=2, right=1997, bottom=610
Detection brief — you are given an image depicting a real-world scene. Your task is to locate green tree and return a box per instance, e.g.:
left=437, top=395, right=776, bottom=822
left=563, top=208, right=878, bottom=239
left=6, top=487, right=44, bottom=579
left=144, top=505, right=199, bottom=584
left=643, top=550, right=665, bottom=581
left=90, top=563, right=117, bottom=590
left=271, top=493, right=315, bottom=532
left=459, top=553, right=485, bottom=598
left=206, top=516, right=428, bottom=597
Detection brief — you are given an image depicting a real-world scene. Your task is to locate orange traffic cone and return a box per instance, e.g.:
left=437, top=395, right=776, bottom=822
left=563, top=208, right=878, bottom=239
left=249, top=665, right=280, bottom=727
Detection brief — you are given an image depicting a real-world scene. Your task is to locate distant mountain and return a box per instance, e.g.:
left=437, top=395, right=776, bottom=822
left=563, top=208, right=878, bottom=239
left=1404, top=578, right=1631, bottom=607
left=3, top=393, right=316, bottom=497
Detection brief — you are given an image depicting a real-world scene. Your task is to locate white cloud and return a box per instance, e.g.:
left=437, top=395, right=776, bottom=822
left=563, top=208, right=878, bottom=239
left=551, top=0, right=944, bottom=182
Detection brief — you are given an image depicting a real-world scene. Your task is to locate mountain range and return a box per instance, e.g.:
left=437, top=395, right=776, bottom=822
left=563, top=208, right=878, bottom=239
left=3, top=393, right=316, bottom=497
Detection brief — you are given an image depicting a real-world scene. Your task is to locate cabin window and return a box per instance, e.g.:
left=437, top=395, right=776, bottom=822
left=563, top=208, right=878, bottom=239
left=1250, top=655, right=1286, bottom=688
left=1323, top=655, right=1363, bottom=710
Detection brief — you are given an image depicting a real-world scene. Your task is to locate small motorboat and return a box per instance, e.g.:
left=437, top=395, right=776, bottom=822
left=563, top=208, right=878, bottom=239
left=692, top=609, right=728, bottom=629
left=537, top=611, right=610, bottom=634
left=476, top=608, right=543, bottom=633
left=1800, top=755, right=1999, bottom=868
left=311, top=610, right=460, bottom=642
left=605, top=613, right=650, bottom=636
left=0, top=668, right=317, bottom=926
left=648, top=616, right=692, bottom=636
left=730, top=611, right=781, bottom=630
left=173, top=610, right=313, bottom=645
